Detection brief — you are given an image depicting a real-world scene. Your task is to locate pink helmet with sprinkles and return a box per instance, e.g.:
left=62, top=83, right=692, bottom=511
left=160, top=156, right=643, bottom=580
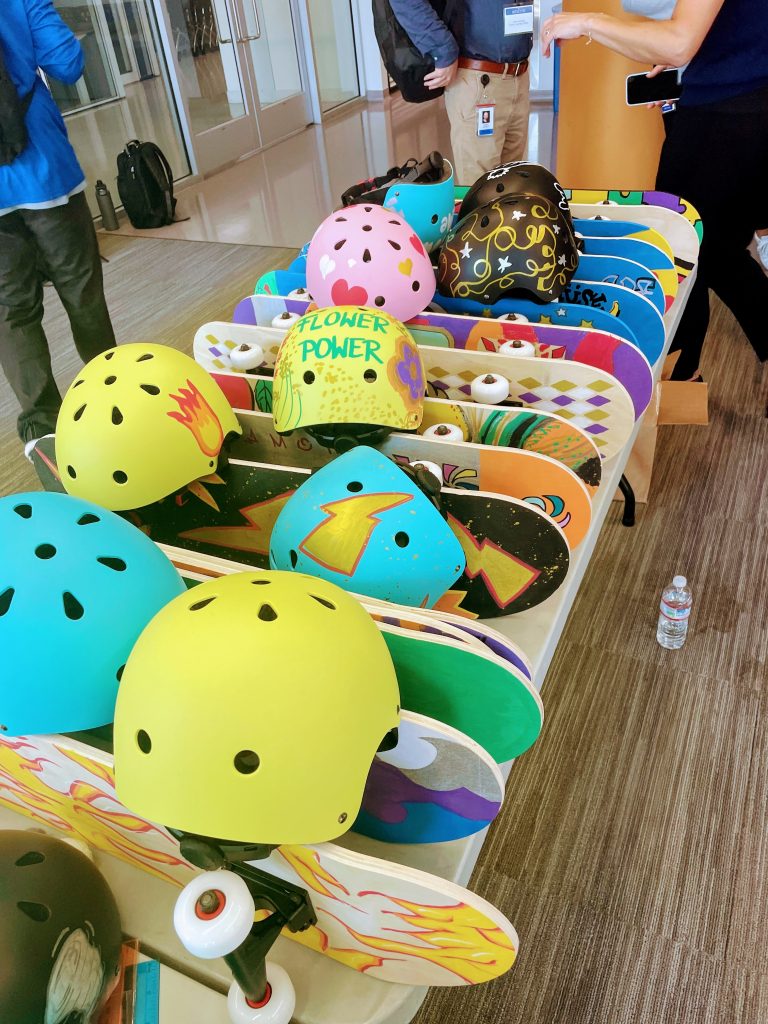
left=306, top=204, right=436, bottom=322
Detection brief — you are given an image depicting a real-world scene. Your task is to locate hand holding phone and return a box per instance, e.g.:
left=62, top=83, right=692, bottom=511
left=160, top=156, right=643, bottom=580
left=626, top=68, right=682, bottom=106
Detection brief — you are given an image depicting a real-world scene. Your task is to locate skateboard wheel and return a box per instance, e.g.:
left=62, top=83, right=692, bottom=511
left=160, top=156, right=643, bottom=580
left=471, top=373, right=509, bottom=405
left=499, top=339, right=536, bottom=357
left=271, top=311, right=300, bottom=331
left=411, top=460, right=442, bottom=486
left=422, top=423, right=464, bottom=443
left=227, top=965, right=295, bottom=1024
left=229, top=343, right=264, bottom=371
left=496, top=312, right=529, bottom=324
left=174, top=871, right=255, bottom=959
left=287, top=287, right=309, bottom=299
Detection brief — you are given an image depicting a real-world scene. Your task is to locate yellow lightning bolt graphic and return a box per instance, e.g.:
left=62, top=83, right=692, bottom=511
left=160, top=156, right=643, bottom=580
left=449, top=516, right=540, bottom=609
left=179, top=491, right=293, bottom=555
left=301, top=492, right=413, bottom=576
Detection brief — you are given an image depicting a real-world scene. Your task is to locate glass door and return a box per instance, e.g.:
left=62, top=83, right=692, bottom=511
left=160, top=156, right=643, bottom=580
left=158, top=0, right=312, bottom=175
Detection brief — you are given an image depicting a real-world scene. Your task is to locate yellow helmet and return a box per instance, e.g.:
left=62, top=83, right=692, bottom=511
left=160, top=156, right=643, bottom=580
left=113, top=571, right=400, bottom=845
left=272, top=306, right=424, bottom=436
left=56, top=344, right=240, bottom=511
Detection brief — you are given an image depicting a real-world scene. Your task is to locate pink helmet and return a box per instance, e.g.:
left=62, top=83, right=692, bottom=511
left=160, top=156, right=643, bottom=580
left=306, top=204, right=436, bottom=322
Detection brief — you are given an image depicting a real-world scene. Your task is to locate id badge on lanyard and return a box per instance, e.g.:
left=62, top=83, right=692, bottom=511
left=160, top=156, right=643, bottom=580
left=503, top=3, right=534, bottom=35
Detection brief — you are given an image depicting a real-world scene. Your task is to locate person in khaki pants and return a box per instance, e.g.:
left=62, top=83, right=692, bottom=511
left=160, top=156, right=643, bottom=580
left=389, top=1, right=533, bottom=185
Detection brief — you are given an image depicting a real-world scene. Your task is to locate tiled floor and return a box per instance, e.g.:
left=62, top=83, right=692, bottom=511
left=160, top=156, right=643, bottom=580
left=109, top=94, right=556, bottom=249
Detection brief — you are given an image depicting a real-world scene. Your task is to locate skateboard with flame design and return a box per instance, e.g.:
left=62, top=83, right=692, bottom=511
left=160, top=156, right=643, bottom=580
left=0, top=734, right=518, bottom=986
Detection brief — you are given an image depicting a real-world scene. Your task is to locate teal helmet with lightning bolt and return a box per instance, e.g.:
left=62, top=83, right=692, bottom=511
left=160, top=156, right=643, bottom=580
left=268, top=447, right=465, bottom=607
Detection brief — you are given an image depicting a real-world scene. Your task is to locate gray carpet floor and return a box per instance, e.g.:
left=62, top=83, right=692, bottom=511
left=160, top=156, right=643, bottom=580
left=1, top=236, right=766, bottom=1023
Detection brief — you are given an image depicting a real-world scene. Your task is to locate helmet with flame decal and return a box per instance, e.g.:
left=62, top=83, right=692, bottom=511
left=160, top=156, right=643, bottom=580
left=272, top=306, right=425, bottom=447
left=114, top=571, right=401, bottom=845
left=437, top=194, right=579, bottom=305
left=56, top=344, right=241, bottom=511
left=269, top=446, right=465, bottom=606
left=0, top=830, right=122, bottom=1024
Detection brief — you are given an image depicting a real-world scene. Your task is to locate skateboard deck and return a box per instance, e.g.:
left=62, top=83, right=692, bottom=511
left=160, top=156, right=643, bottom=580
left=224, top=294, right=653, bottom=415
left=577, top=237, right=677, bottom=309
left=0, top=734, right=518, bottom=986
left=574, top=252, right=666, bottom=316
left=572, top=218, right=676, bottom=265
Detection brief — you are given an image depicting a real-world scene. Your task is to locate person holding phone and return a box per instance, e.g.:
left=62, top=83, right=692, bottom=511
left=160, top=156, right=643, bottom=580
left=540, top=0, right=768, bottom=386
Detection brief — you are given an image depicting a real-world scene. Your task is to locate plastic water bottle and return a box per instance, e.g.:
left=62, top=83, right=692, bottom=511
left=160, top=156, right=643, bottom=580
left=656, top=575, right=692, bottom=649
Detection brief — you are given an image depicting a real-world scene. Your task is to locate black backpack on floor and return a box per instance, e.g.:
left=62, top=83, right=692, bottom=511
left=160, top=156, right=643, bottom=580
left=0, top=42, right=33, bottom=166
left=116, top=139, right=177, bottom=228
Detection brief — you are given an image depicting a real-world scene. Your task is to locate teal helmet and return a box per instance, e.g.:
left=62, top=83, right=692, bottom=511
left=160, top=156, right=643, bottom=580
left=0, top=491, right=185, bottom=735
left=269, top=447, right=465, bottom=607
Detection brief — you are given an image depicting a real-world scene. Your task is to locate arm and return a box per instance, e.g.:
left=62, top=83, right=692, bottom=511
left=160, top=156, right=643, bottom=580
left=388, top=0, right=460, bottom=68
left=25, top=0, right=85, bottom=84
left=541, top=0, right=726, bottom=68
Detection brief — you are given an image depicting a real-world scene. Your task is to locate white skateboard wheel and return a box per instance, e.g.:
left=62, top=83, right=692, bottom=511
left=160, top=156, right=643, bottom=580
left=174, top=871, right=255, bottom=959
left=271, top=311, right=300, bottom=331
left=287, top=287, right=309, bottom=299
left=496, top=312, right=529, bottom=324
left=229, top=343, right=264, bottom=371
left=471, top=373, right=509, bottom=405
left=422, top=422, right=465, bottom=443
left=411, top=460, right=442, bottom=484
left=227, top=965, right=296, bottom=1024
left=499, top=339, right=536, bottom=357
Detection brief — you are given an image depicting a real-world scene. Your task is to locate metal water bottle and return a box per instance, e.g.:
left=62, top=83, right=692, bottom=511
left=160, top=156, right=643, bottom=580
left=95, top=180, right=119, bottom=230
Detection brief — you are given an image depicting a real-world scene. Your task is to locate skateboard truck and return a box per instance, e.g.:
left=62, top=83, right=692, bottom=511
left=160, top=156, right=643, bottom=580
left=170, top=829, right=317, bottom=1006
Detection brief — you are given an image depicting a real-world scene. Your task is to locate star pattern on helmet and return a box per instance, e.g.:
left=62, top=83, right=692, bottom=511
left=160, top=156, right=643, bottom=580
left=553, top=224, right=561, bottom=234
left=511, top=210, right=526, bottom=221
left=460, top=242, right=472, bottom=259
left=558, top=255, right=567, bottom=265
left=498, top=256, right=512, bottom=273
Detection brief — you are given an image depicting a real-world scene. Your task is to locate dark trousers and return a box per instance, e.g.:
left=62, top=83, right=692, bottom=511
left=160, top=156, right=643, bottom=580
left=656, top=86, right=768, bottom=380
left=0, top=190, right=116, bottom=441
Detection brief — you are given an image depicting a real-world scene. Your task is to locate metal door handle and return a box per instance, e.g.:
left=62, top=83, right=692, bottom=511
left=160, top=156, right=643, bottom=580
left=209, top=3, right=232, bottom=44
left=247, top=0, right=262, bottom=38
left=238, top=34, right=260, bottom=41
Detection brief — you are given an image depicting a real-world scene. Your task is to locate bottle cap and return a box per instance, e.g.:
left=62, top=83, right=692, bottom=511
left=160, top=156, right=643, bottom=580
left=673, top=575, right=687, bottom=588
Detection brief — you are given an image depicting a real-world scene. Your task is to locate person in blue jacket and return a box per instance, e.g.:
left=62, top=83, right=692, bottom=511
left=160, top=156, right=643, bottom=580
left=0, top=0, right=115, bottom=457
left=388, top=1, right=533, bottom=187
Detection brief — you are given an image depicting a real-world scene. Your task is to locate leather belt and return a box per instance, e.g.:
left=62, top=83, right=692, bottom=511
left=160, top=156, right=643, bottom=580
left=458, top=57, right=529, bottom=77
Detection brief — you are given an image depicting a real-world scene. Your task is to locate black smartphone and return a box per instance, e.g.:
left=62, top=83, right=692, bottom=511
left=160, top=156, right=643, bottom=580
left=625, top=69, right=682, bottom=106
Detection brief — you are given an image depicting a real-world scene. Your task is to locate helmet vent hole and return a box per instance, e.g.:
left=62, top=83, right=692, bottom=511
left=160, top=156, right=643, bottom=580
left=363, top=369, right=377, bottom=382
left=338, top=812, right=348, bottom=824
left=395, top=531, right=410, bottom=548
left=431, top=214, right=439, bottom=224
left=388, top=219, right=400, bottom=226
left=116, top=665, right=125, bottom=682
left=112, top=406, right=123, bottom=425
left=362, top=224, right=372, bottom=232
left=312, top=595, right=336, bottom=610
left=72, top=379, right=84, bottom=388
left=496, top=183, right=505, bottom=193
left=63, top=592, right=84, bottom=620
left=13, top=503, right=32, bottom=519
left=364, top=206, right=372, bottom=212
left=303, top=371, right=315, bottom=385
left=113, top=471, right=128, bottom=484
left=140, top=384, right=160, bottom=396
left=74, top=404, right=87, bottom=421
left=104, top=350, right=115, bottom=360
left=136, top=729, right=152, bottom=754
left=289, top=549, right=298, bottom=568
left=250, top=579, right=270, bottom=585
left=362, top=249, right=372, bottom=263
left=412, top=281, right=420, bottom=292
left=136, top=353, right=154, bottom=362
left=333, top=239, right=346, bottom=250
left=347, top=481, right=363, bottom=492
left=234, top=750, right=260, bottom=774
left=334, top=216, right=347, bottom=222
left=258, top=603, right=277, bottom=622
left=0, top=588, right=15, bottom=616
left=189, top=597, right=216, bottom=611
left=35, top=544, right=56, bottom=560
left=77, top=513, right=100, bottom=526
left=480, top=215, right=490, bottom=228
left=17, top=901, right=50, bottom=923
left=105, top=375, right=117, bottom=385
left=387, top=240, right=401, bottom=251
left=98, top=556, right=127, bottom=572
left=15, top=851, right=44, bottom=867
left=373, top=297, right=385, bottom=307
left=67, top=465, right=77, bottom=479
